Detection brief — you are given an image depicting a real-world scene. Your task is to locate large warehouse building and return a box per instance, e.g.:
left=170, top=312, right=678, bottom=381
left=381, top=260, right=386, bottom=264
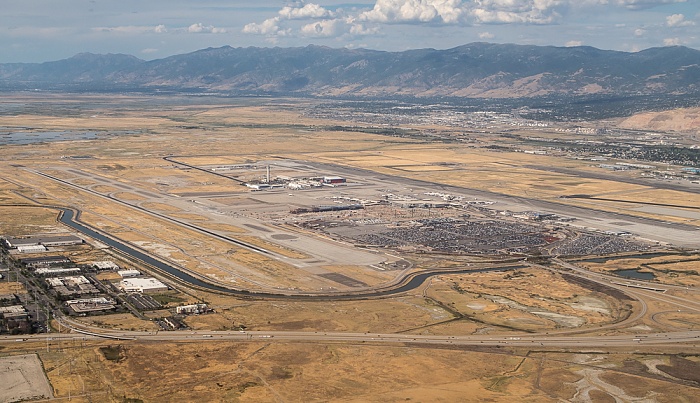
left=4, top=234, right=83, bottom=248
left=118, top=277, right=168, bottom=293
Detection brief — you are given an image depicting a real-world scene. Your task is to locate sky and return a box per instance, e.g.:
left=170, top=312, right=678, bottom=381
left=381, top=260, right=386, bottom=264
left=2, top=0, right=698, bottom=63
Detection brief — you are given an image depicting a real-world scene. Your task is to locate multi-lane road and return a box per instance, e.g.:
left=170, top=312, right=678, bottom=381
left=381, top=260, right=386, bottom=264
left=4, top=327, right=700, bottom=349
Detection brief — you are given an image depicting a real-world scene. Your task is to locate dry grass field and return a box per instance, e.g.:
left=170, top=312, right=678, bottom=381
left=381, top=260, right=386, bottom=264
left=0, top=281, right=28, bottom=295
left=422, top=268, right=630, bottom=334
left=184, top=295, right=448, bottom=333
left=1, top=340, right=698, bottom=403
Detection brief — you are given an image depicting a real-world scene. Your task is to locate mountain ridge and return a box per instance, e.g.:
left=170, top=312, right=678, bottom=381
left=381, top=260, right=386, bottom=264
left=1, top=43, right=699, bottom=98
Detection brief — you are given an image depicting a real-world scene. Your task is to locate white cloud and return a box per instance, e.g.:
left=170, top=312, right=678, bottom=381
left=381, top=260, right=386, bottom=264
left=141, top=48, right=159, bottom=54
left=154, top=24, right=167, bottom=33
left=279, top=4, right=333, bottom=20
left=666, top=14, right=694, bottom=27
left=471, top=0, right=566, bottom=25
left=478, top=31, right=495, bottom=39
left=243, top=17, right=291, bottom=36
left=634, top=28, right=645, bottom=36
left=565, top=40, right=583, bottom=46
left=300, top=19, right=340, bottom=37
left=663, top=37, right=681, bottom=45
left=187, top=23, right=226, bottom=34
left=349, top=21, right=381, bottom=36
left=188, top=23, right=205, bottom=33
left=357, top=0, right=568, bottom=25
left=360, top=0, right=465, bottom=24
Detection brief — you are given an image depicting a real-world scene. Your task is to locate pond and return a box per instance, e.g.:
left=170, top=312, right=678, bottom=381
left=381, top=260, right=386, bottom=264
left=612, top=268, right=656, bottom=280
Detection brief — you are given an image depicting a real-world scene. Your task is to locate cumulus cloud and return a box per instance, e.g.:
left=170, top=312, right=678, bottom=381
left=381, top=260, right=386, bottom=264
left=666, top=13, right=694, bottom=27
left=154, top=24, right=167, bottom=33
left=348, top=21, right=381, bottom=36
left=471, top=0, right=567, bottom=25
left=478, top=31, right=495, bottom=39
left=360, top=0, right=465, bottom=24
left=141, top=48, right=159, bottom=54
left=634, top=28, right=645, bottom=36
left=187, top=23, right=226, bottom=34
left=565, top=40, right=583, bottom=46
left=663, top=37, right=681, bottom=45
left=244, top=3, right=378, bottom=39
left=280, top=3, right=333, bottom=20
left=243, top=17, right=291, bottom=36
left=300, top=19, right=340, bottom=37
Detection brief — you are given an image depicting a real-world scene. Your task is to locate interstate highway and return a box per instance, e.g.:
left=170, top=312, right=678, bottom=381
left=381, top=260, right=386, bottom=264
left=4, top=329, right=700, bottom=349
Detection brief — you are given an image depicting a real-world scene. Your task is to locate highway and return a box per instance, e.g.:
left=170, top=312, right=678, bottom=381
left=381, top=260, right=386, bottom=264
left=4, top=328, right=700, bottom=349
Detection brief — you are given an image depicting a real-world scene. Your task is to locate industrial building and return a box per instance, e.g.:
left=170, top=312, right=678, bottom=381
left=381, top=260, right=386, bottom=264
left=0, top=305, right=29, bottom=321
left=117, top=269, right=141, bottom=278
left=4, top=234, right=83, bottom=248
left=323, top=176, right=346, bottom=184
left=93, top=261, right=119, bottom=271
left=35, top=267, right=81, bottom=276
left=118, top=277, right=168, bottom=293
left=46, top=276, right=99, bottom=297
left=20, top=256, right=72, bottom=268
left=65, top=297, right=116, bottom=314
left=176, top=303, right=210, bottom=315
left=16, top=245, right=47, bottom=254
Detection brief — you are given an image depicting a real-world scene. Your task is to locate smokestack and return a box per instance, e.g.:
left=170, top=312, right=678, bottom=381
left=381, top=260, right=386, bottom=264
left=266, top=165, right=271, bottom=183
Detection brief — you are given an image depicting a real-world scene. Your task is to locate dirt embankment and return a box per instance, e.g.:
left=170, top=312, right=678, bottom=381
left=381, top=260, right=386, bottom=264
left=618, top=107, right=700, bottom=134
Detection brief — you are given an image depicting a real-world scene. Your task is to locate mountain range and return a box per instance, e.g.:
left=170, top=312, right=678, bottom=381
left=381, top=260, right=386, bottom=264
left=1, top=42, right=699, bottom=99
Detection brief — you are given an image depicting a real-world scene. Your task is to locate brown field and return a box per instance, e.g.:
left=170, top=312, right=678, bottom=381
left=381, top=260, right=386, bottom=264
left=1, top=340, right=697, bottom=403
left=0, top=281, right=28, bottom=295
left=0, top=206, right=63, bottom=236
left=185, top=295, right=449, bottom=333
left=422, top=268, right=629, bottom=333
left=77, top=313, right=160, bottom=332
